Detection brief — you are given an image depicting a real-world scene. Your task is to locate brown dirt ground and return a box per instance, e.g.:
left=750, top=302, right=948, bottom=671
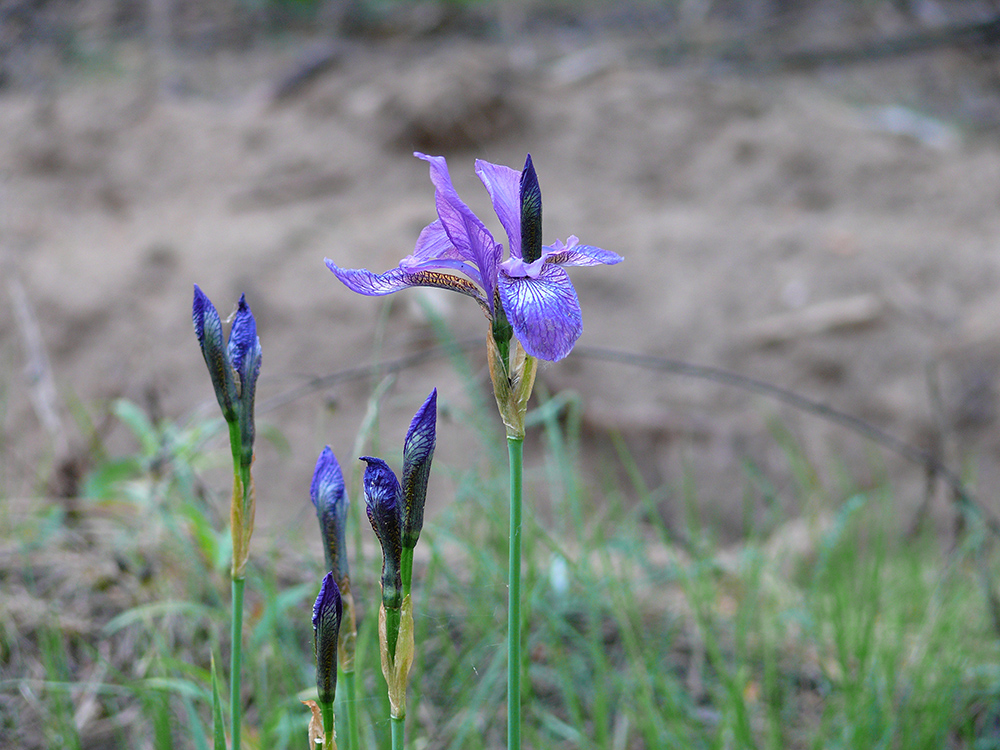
left=4, top=24, right=1000, bottom=549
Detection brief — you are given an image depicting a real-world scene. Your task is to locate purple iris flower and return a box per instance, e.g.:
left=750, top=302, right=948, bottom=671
left=325, top=153, right=622, bottom=362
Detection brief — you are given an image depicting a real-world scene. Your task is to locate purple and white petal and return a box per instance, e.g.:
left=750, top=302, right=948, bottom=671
left=500, top=255, right=547, bottom=279
left=475, top=159, right=522, bottom=257
left=498, top=264, right=583, bottom=362
left=543, top=236, right=624, bottom=268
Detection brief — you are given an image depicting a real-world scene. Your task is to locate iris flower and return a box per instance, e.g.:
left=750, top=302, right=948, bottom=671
left=325, top=153, right=622, bottom=363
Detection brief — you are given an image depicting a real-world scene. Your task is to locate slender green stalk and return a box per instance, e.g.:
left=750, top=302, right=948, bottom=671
left=506, top=437, right=523, bottom=750
left=391, top=715, right=405, bottom=750
left=230, top=575, right=245, bottom=750
left=343, top=669, right=360, bottom=750
left=401, top=547, right=414, bottom=598
left=320, top=700, right=335, bottom=750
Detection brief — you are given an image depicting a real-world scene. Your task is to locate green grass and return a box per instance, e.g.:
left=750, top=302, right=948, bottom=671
left=2, top=369, right=1000, bottom=749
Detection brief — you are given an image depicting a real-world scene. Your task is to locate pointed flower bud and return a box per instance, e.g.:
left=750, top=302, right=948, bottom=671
left=228, top=294, right=262, bottom=468
left=401, top=389, right=436, bottom=550
left=519, top=154, right=542, bottom=264
left=361, top=457, right=403, bottom=610
left=191, top=285, right=262, bottom=462
left=311, top=447, right=350, bottom=583
left=192, top=285, right=239, bottom=422
left=313, top=572, right=343, bottom=706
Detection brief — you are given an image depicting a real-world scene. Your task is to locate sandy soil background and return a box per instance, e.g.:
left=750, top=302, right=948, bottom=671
left=4, top=4, right=1000, bottom=546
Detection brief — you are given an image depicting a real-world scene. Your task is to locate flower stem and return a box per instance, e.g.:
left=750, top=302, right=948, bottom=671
left=320, top=699, right=335, bottom=750
left=342, top=668, right=360, bottom=750
left=391, top=714, right=405, bottom=750
left=506, top=436, right=523, bottom=750
left=230, top=575, right=245, bottom=750
left=385, top=606, right=401, bottom=660
left=400, top=547, right=414, bottom=598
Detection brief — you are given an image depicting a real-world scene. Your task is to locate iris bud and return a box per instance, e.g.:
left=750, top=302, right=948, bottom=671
left=312, top=572, right=343, bottom=706
left=401, top=389, right=437, bottom=550
left=311, top=447, right=350, bottom=583
left=361, top=457, right=403, bottom=610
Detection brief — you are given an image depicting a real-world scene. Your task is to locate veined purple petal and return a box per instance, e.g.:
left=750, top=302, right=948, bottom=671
left=401, top=221, right=485, bottom=287
left=499, top=264, right=583, bottom=362
left=475, top=159, right=521, bottom=258
left=543, top=236, right=624, bottom=268
left=415, top=152, right=501, bottom=305
left=325, top=259, right=488, bottom=309
left=401, top=389, right=436, bottom=550
left=403, top=220, right=480, bottom=273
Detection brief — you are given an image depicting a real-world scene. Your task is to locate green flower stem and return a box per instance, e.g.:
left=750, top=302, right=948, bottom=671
left=506, top=436, right=523, bottom=750
left=401, top=547, right=414, bottom=598
left=342, top=668, right=360, bottom=750
left=385, top=606, right=401, bottom=660
left=320, top=699, right=335, bottom=750
left=230, top=575, right=245, bottom=750
left=227, top=420, right=242, bottom=472
left=391, top=714, right=405, bottom=750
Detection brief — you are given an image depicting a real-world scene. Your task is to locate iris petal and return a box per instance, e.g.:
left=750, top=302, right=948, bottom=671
left=475, top=159, right=521, bottom=258
left=324, top=259, right=488, bottom=308
left=415, top=153, right=501, bottom=304
left=545, top=237, right=624, bottom=268
left=499, top=264, right=583, bottom=362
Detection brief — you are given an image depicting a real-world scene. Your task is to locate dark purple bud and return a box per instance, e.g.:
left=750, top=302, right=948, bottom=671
left=401, top=389, right=436, bottom=549
left=311, top=447, right=350, bottom=582
left=361, top=456, right=403, bottom=609
left=519, top=154, right=542, bottom=264
left=192, top=285, right=238, bottom=422
left=228, top=294, right=262, bottom=468
left=312, top=572, right=342, bottom=705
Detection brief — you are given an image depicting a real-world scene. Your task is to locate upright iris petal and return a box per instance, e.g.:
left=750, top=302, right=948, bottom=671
left=361, top=457, right=403, bottom=609
left=519, top=155, right=543, bottom=264
left=312, top=572, right=343, bottom=706
left=311, top=447, right=350, bottom=583
left=401, top=389, right=437, bottom=550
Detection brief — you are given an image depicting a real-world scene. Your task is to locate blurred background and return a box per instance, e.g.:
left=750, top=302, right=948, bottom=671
left=4, top=0, right=1000, bottom=548
left=7, top=1, right=1000, bottom=747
